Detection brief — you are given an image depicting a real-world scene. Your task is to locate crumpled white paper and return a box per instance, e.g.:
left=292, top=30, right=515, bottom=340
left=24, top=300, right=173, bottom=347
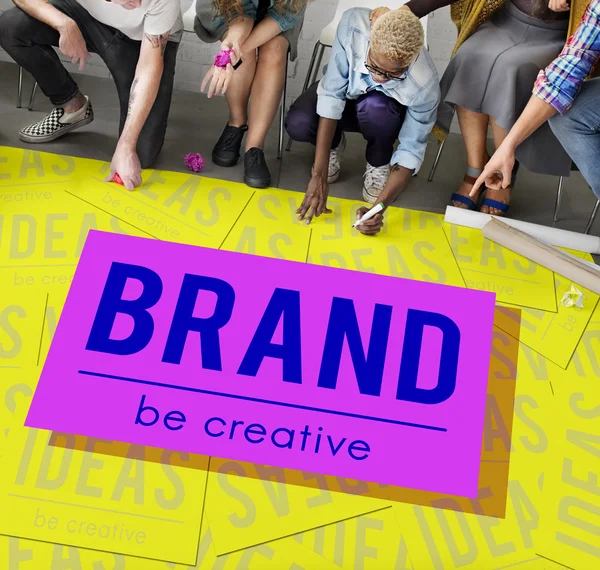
left=561, top=284, right=584, bottom=308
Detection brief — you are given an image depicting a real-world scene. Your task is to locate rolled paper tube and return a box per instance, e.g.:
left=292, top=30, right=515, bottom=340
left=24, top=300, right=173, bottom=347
left=482, top=219, right=600, bottom=295
left=445, top=206, right=600, bottom=255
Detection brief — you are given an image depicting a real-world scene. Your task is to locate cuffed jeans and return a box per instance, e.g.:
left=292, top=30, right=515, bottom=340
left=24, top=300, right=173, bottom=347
left=0, top=0, right=178, bottom=168
left=285, top=82, right=406, bottom=167
left=549, top=78, right=600, bottom=202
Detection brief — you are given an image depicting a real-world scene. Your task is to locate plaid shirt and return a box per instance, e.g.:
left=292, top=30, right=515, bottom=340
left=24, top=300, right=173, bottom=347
left=533, top=0, right=600, bottom=114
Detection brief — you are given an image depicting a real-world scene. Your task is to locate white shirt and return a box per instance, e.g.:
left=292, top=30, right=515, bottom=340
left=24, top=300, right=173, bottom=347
left=76, top=0, right=183, bottom=42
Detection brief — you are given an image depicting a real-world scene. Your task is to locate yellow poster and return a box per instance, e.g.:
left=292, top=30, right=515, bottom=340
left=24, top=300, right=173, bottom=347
left=393, top=353, right=557, bottom=569
left=67, top=159, right=254, bottom=248
left=0, top=291, right=47, bottom=369
left=295, top=507, right=414, bottom=569
left=0, top=186, right=145, bottom=293
left=220, top=191, right=312, bottom=262
left=495, top=249, right=599, bottom=369
left=0, top=370, right=208, bottom=565
left=536, top=379, right=600, bottom=570
left=205, top=458, right=389, bottom=556
left=0, top=147, right=80, bottom=188
left=443, top=223, right=557, bottom=311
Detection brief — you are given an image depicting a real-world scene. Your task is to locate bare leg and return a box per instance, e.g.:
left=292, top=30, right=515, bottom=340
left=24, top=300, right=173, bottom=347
left=245, top=35, right=288, bottom=151
left=222, top=22, right=257, bottom=127
left=453, top=105, right=490, bottom=208
left=63, top=90, right=86, bottom=113
left=482, top=117, right=511, bottom=215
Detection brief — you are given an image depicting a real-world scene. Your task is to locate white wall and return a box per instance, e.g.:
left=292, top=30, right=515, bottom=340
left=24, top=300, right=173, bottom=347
left=0, top=0, right=458, bottom=118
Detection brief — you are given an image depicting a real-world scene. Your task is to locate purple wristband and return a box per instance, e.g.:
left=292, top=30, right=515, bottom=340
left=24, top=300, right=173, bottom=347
left=214, top=49, right=234, bottom=69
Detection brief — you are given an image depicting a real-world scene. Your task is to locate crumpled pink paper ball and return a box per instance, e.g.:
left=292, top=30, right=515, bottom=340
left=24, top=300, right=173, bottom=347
left=185, top=153, right=205, bottom=172
left=214, top=49, right=234, bottom=68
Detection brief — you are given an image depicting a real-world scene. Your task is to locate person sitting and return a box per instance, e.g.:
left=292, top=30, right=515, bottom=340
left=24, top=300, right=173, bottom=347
left=0, top=0, right=183, bottom=190
left=379, top=0, right=585, bottom=217
left=470, top=0, right=600, bottom=228
left=195, top=0, right=307, bottom=188
left=285, top=7, right=439, bottom=235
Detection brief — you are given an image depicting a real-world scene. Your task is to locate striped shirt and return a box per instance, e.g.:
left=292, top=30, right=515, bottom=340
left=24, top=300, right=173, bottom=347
left=533, top=0, right=600, bottom=114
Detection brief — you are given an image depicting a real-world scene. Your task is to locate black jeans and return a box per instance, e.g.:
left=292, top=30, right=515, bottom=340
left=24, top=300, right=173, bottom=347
left=0, top=0, right=178, bottom=168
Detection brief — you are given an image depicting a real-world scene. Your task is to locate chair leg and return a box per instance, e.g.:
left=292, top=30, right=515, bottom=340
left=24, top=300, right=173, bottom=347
left=287, top=42, right=321, bottom=153
left=278, top=57, right=289, bottom=160
left=584, top=199, right=600, bottom=234
left=553, top=176, right=564, bottom=223
left=428, top=138, right=446, bottom=182
left=17, top=66, right=23, bottom=109
left=28, top=82, right=38, bottom=111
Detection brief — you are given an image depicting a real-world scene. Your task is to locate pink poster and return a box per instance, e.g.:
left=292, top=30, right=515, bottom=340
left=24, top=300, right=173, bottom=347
left=26, top=231, right=495, bottom=497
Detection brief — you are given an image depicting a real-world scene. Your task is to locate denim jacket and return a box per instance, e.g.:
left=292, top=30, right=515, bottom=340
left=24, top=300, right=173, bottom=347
left=317, top=8, right=440, bottom=172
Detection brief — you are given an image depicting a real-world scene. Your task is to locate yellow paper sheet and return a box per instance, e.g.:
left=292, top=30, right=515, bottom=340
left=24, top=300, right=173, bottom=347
left=0, top=147, right=80, bottom=188
left=536, top=379, right=600, bottom=569
left=0, top=370, right=208, bottom=565
left=443, top=223, right=557, bottom=311
left=66, top=157, right=253, bottom=247
left=309, top=205, right=466, bottom=287
left=220, top=191, right=312, bottom=261
left=393, top=352, right=557, bottom=569
left=294, top=507, right=414, bottom=569
left=0, top=520, right=340, bottom=569
left=565, top=302, right=600, bottom=382
left=205, top=458, right=389, bottom=556
left=496, top=249, right=600, bottom=369
left=0, top=290, right=47, bottom=369
left=0, top=187, right=146, bottom=291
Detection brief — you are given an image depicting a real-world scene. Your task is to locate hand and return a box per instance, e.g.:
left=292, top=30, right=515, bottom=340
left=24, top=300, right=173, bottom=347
left=58, top=19, right=91, bottom=72
left=370, top=7, right=391, bottom=25
left=296, top=172, right=331, bottom=224
left=201, top=40, right=240, bottom=98
left=470, top=141, right=516, bottom=197
left=355, top=206, right=384, bottom=236
left=105, top=145, right=142, bottom=191
left=549, top=0, right=570, bottom=12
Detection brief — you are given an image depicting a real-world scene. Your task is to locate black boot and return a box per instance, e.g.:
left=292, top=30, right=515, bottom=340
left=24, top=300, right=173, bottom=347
left=212, top=124, right=248, bottom=167
left=244, top=147, right=271, bottom=188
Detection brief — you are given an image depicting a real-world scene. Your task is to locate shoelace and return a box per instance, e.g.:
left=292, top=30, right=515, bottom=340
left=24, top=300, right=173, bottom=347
left=247, top=150, right=262, bottom=169
left=364, top=166, right=388, bottom=189
left=221, top=130, right=242, bottom=151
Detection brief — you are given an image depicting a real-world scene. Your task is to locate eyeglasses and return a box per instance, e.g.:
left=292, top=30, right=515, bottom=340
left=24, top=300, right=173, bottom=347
left=364, top=62, right=407, bottom=81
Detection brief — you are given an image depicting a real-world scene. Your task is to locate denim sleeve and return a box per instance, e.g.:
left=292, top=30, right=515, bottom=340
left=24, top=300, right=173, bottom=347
left=316, top=11, right=351, bottom=120
left=267, top=3, right=305, bottom=32
left=392, top=81, right=440, bottom=172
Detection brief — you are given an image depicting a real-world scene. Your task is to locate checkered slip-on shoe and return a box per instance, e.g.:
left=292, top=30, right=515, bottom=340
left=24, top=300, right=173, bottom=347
left=19, top=96, right=94, bottom=144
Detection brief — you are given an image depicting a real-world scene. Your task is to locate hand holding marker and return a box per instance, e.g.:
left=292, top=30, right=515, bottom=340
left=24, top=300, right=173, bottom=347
left=353, top=203, right=385, bottom=228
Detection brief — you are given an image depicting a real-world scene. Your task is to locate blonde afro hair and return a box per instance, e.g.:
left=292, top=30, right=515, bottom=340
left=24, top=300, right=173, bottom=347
left=371, top=9, right=424, bottom=67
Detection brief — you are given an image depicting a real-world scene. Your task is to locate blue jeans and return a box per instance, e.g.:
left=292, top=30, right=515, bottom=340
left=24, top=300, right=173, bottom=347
left=549, top=78, right=600, bottom=202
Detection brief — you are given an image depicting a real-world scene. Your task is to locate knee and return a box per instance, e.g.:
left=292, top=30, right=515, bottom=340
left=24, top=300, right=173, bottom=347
left=357, top=94, right=403, bottom=134
left=0, top=8, right=29, bottom=48
left=138, top=145, right=161, bottom=170
left=285, top=105, right=311, bottom=141
left=258, top=36, right=288, bottom=66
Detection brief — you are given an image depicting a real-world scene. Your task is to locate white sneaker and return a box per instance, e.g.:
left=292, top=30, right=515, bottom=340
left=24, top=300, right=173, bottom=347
left=19, top=96, right=94, bottom=144
left=362, top=163, right=390, bottom=203
left=327, top=133, right=346, bottom=183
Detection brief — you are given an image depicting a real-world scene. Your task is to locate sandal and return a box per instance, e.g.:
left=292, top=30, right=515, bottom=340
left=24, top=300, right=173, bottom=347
left=480, top=188, right=511, bottom=216
left=450, top=172, right=484, bottom=211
